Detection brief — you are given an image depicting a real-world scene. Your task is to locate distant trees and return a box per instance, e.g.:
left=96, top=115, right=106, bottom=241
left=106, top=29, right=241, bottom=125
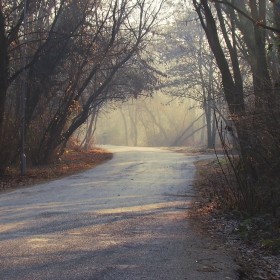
left=93, top=3, right=223, bottom=148
left=94, top=94, right=203, bottom=147
left=0, top=0, right=165, bottom=172
left=161, top=16, right=220, bottom=147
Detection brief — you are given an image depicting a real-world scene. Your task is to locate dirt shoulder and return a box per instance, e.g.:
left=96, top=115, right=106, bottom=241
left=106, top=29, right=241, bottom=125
left=190, top=158, right=280, bottom=280
left=0, top=147, right=113, bottom=193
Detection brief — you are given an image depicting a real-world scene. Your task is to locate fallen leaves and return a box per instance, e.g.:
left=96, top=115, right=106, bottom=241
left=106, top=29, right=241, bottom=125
left=0, top=147, right=113, bottom=192
left=190, top=158, right=280, bottom=280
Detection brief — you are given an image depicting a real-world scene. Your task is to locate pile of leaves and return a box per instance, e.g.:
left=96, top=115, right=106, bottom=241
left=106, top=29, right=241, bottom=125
left=0, top=147, right=113, bottom=192
left=191, top=158, right=280, bottom=280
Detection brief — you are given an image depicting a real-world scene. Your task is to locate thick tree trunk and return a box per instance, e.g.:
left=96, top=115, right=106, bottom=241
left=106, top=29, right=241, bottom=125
left=0, top=8, right=8, bottom=141
left=194, top=0, right=249, bottom=156
left=0, top=6, right=9, bottom=174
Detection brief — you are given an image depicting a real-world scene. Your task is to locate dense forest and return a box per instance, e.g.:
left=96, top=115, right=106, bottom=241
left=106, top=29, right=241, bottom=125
left=1, top=0, right=280, bottom=215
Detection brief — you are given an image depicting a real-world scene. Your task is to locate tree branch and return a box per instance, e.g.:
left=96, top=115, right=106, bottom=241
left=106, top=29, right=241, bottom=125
left=213, top=0, right=280, bottom=33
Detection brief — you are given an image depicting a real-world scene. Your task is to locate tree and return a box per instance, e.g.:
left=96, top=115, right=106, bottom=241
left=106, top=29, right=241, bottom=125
left=154, top=5, right=226, bottom=148
left=0, top=2, right=8, bottom=141
left=193, top=0, right=280, bottom=214
left=0, top=0, right=166, bottom=170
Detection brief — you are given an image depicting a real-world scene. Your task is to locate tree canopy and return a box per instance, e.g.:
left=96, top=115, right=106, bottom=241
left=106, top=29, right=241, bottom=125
left=0, top=0, right=165, bottom=170
left=1, top=0, right=280, bottom=216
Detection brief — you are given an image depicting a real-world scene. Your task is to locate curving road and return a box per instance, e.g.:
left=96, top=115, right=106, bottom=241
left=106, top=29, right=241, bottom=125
left=0, top=146, right=238, bottom=280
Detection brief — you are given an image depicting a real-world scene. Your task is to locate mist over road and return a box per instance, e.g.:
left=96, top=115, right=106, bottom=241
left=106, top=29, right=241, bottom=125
left=0, top=146, right=238, bottom=279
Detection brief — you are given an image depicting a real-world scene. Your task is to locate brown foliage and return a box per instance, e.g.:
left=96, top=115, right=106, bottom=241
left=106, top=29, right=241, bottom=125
left=191, top=158, right=280, bottom=280
left=0, top=147, right=113, bottom=192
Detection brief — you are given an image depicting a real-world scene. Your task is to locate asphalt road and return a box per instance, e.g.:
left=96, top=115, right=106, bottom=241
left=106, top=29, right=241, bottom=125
left=0, top=145, right=238, bottom=280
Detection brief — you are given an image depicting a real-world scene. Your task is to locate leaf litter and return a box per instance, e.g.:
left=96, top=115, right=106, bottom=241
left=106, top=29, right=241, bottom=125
left=0, top=147, right=113, bottom=192
left=190, top=158, right=280, bottom=280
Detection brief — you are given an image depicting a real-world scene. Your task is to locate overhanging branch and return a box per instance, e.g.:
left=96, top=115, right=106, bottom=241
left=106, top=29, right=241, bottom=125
left=213, top=0, right=280, bottom=34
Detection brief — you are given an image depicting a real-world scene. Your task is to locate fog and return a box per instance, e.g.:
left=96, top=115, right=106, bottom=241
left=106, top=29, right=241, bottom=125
left=79, top=93, right=209, bottom=148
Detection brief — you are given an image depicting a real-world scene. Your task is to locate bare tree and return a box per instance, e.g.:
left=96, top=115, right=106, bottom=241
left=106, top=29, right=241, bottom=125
left=193, top=0, right=280, bottom=214
left=0, top=0, right=166, bottom=170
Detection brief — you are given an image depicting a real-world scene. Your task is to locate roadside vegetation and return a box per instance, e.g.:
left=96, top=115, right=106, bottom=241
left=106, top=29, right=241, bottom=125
left=191, top=155, right=280, bottom=280
left=0, top=147, right=112, bottom=192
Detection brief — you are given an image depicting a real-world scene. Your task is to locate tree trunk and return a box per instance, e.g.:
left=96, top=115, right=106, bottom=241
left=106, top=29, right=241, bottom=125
left=143, top=104, right=169, bottom=145
left=171, top=114, right=203, bottom=146
left=0, top=7, right=8, bottom=141
left=194, top=0, right=250, bottom=157
left=194, top=0, right=244, bottom=114
left=83, top=110, right=97, bottom=150
left=120, top=108, right=128, bottom=146
left=133, top=105, right=138, bottom=146
left=181, top=125, right=207, bottom=145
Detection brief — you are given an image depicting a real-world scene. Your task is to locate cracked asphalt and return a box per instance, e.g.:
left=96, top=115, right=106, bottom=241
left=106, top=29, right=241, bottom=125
left=0, top=145, right=238, bottom=279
